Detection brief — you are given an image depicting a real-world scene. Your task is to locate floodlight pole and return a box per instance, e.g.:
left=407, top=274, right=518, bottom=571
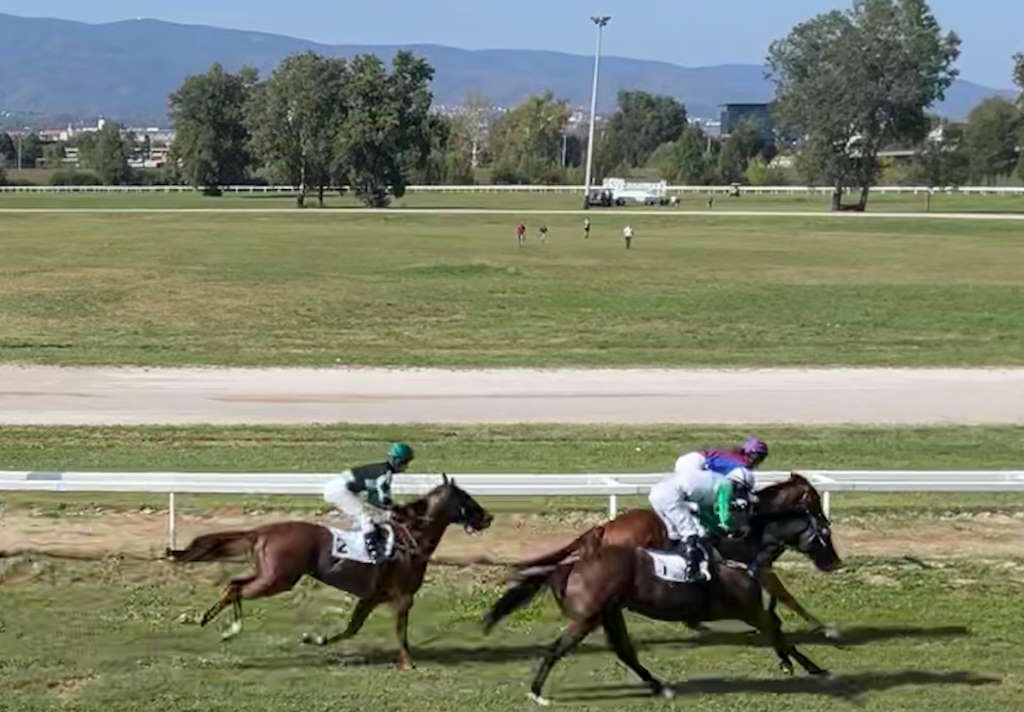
left=583, top=15, right=610, bottom=209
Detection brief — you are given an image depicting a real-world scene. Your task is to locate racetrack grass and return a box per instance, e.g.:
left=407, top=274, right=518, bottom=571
left=0, top=555, right=1020, bottom=712
left=1, top=211, right=1022, bottom=367
left=2, top=424, right=1023, bottom=517
left=2, top=187, right=1024, bottom=213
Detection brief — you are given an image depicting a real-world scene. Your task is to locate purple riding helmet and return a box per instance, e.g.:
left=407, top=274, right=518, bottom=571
left=742, top=436, right=769, bottom=466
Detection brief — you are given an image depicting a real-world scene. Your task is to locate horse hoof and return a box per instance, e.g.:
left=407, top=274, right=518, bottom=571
left=301, top=633, right=326, bottom=646
left=528, top=692, right=551, bottom=707
left=824, top=626, right=841, bottom=640
left=779, top=661, right=795, bottom=676
left=659, top=686, right=676, bottom=700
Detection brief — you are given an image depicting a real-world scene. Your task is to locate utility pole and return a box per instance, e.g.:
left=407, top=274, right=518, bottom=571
left=582, top=15, right=610, bottom=209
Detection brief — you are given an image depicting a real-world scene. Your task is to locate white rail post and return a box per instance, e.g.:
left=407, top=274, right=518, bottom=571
left=609, top=494, right=618, bottom=519
left=168, top=492, right=176, bottom=551
left=822, top=491, right=831, bottom=519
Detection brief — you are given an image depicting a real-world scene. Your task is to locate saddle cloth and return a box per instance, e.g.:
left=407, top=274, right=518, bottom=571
left=646, top=549, right=711, bottom=583
left=326, top=524, right=394, bottom=564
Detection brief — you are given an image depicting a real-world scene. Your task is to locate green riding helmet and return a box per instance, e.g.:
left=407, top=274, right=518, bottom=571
left=387, top=442, right=415, bottom=470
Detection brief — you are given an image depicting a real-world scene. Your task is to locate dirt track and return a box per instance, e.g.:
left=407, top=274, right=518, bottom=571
left=1, top=366, right=1022, bottom=425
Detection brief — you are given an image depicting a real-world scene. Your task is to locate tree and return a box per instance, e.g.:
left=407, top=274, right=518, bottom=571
left=81, top=122, right=133, bottom=184
left=1015, top=53, right=1024, bottom=180
left=718, top=118, right=763, bottom=183
left=768, top=0, right=960, bottom=210
left=460, top=93, right=493, bottom=169
left=602, top=91, right=687, bottom=168
left=169, top=63, right=256, bottom=195
left=962, top=98, right=1021, bottom=185
left=0, top=132, right=15, bottom=165
left=335, top=52, right=435, bottom=206
left=247, top=52, right=349, bottom=207
left=489, top=93, right=570, bottom=184
left=42, top=142, right=65, bottom=168
left=910, top=120, right=969, bottom=188
left=647, top=124, right=714, bottom=184
left=16, top=133, right=42, bottom=168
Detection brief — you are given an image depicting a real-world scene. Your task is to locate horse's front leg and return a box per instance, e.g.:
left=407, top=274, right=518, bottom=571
left=760, top=570, right=839, bottom=639
left=302, top=598, right=378, bottom=646
left=391, top=595, right=414, bottom=670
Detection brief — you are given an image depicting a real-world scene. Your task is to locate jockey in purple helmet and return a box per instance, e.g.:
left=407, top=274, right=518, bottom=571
left=648, top=436, right=769, bottom=580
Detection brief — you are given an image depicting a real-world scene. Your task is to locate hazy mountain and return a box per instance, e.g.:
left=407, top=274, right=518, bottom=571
left=0, top=13, right=1015, bottom=125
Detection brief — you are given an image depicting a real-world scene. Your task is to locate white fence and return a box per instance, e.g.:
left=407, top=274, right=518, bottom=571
left=3, top=470, right=1022, bottom=549
left=2, top=184, right=1023, bottom=196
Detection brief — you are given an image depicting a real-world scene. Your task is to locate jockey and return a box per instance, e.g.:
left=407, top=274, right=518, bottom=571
left=648, top=436, right=768, bottom=580
left=323, top=442, right=415, bottom=565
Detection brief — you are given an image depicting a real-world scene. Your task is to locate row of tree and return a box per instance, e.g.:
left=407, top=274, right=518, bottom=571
left=169, top=52, right=436, bottom=206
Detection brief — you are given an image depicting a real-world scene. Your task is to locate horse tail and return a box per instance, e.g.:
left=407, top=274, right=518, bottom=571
left=514, top=525, right=605, bottom=569
left=166, top=530, right=257, bottom=563
left=483, top=565, right=560, bottom=634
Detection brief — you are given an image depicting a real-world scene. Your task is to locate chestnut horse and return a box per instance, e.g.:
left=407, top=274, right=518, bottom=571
left=485, top=507, right=841, bottom=704
left=516, top=473, right=838, bottom=636
left=168, top=475, right=492, bottom=669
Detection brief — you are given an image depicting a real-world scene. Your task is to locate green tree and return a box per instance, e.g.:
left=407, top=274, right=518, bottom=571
left=602, top=91, right=687, bottom=168
left=247, top=52, right=349, bottom=207
left=962, top=98, right=1021, bottom=185
left=745, top=156, right=788, bottom=186
left=718, top=118, right=763, bottom=183
left=646, top=124, right=714, bottom=184
left=489, top=93, right=570, bottom=184
left=17, top=133, right=42, bottom=168
left=335, top=52, right=434, bottom=206
left=1014, top=52, right=1024, bottom=180
left=910, top=120, right=969, bottom=188
left=42, top=142, right=65, bottom=168
left=0, top=132, right=15, bottom=165
left=169, top=63, right=257, bottom=195
left=769, top=0, right=960, bottom=210
left=82, top=123, right=133, bottom=184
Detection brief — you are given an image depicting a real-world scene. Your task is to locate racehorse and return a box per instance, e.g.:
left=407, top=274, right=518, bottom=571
left=168, top=474, right=492, bottom=669
left=484, top=507, right=841, bottom=705
left=514, top=473, right=839, bottom=636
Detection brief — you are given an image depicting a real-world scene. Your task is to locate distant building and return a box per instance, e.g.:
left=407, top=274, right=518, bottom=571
left=720, top=103, right=774, bottom=142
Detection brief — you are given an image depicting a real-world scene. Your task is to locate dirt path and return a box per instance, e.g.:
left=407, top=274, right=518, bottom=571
left=1, top=508, right=1020, bottom=563
left=3, top=366, right=1023, bottom=425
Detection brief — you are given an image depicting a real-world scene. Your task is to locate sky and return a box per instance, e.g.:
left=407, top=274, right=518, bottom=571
left=0, top=0, right=1019, bottom=88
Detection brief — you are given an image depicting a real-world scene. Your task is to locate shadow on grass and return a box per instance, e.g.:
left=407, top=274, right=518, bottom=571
left=555, top=670, right=1000, bottom=703
left=231, top=624, right=970, bottom=670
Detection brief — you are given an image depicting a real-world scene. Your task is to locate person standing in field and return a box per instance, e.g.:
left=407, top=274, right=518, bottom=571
left=623, top=224, right=633, bottom=250
left=537, top=224, right=548, bottom=243
left=583, top=217, right=591, bottom=239
left=515, top=222, right=527, bottom=248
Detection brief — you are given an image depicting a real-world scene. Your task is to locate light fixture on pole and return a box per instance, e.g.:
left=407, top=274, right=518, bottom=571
left=582, top=15, right=610, bottom=209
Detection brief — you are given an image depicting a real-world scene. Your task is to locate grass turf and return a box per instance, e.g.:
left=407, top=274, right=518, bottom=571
left=1, top=210, right=1022, bottom=367
left=0, top=556, right=1020, bottom=711
left=3, top=188, right=1024, bottom=212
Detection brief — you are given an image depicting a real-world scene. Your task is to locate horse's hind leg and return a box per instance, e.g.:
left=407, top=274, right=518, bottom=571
left=201, top=575, right=254, bottom=633
left=602, top=606, right=670, bottom=698
left=529, top=617, right=599, bottom=706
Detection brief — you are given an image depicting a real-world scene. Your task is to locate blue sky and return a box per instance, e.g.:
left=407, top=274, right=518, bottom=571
left=0, top=0, right=1019, bottom=88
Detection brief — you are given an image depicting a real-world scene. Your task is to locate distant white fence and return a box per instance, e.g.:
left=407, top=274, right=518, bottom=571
left=3, top=469, right=1022, bottom=548
left=2, top=184, right=1023, bottom=196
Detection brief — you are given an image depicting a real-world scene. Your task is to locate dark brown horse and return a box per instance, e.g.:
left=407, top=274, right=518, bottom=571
left=516, top=473, right=839, bottom=637
left=168, top=475, right=492, bottom=669
left=485, top=507, right=841, bottom=705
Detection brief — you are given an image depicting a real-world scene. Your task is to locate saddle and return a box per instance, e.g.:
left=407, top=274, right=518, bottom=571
left=646, top=544, right=712, bottom=583
left=327, top=523, right=395, bottom=564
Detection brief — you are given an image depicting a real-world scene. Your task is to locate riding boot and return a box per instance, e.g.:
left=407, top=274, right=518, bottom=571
left=682, top=536, right=707, bottom=581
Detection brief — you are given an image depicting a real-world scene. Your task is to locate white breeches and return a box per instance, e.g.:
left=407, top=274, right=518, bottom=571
left=324, top=472, right=380, bottom=533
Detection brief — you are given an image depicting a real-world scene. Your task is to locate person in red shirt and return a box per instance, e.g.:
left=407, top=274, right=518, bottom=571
left=515, top=222, right=527, bottom=247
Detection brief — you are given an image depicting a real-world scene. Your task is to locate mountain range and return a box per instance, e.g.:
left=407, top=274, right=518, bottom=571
left=0, top=12, right=1016, bottom=125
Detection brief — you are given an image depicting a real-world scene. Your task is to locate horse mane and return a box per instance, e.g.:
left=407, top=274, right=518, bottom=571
left=392, top=483, right=450, bottom=523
